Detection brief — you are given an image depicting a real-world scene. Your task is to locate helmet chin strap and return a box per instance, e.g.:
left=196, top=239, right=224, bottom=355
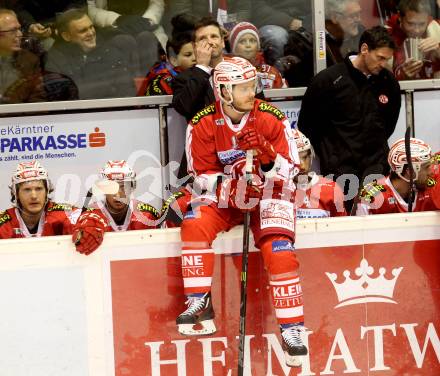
left=398, top=164, right=420, bottom=183
left=226, top=102, right=246, bottom=115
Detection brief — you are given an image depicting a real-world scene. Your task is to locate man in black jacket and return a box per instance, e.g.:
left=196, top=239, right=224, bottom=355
left=46, top=8, right=135, bottom=99
left=172, top=16, right=224, bottom=122
left=298, top=26, right=401, bottom=212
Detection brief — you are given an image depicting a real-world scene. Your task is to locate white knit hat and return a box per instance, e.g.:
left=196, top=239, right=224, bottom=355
left=229, top=22, right=260, bottom=54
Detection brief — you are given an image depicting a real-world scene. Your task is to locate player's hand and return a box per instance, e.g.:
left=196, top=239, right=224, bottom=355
left=402, top=58, right=423, bottom=78
left=418, top=37, right=439, bottom=53
left=194, top=39, right=212, bottom=67
left=72, top=212, right=107, bottom=255
left=236, top=128, right=277, bottom=165
left=218, top=178, right=262, bottom=212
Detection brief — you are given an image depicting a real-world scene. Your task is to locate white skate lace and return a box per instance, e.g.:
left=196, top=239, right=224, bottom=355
left=182, top=296, right=206, bottom=316
left=282, top=325, right=304, bottom=347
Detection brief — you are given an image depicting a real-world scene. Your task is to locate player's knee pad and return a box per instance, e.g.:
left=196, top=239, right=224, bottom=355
left=260, top=234, right=299, bottom=278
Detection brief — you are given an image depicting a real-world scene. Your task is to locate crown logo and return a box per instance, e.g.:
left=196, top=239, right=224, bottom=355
left=325, top=258, right=403, bottom=308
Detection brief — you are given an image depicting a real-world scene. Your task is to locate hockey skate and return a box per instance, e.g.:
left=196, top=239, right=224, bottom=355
left=281, top=323, right=308, bottom=367
left=176, top=292, right=216, bottom=336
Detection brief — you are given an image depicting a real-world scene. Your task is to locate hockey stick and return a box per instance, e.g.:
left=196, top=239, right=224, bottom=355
left=404, top=90, right=415, bottom=212
left=238, top=150, right=254, bottom=376
left=405, top=126, right=415, bottom=212
left=81, top=179, right=120, bottom=213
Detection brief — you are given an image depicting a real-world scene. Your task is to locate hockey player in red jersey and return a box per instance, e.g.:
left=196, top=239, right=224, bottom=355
left=176, top=56, right=307, bottom=367
left=0, top=161, right=80, bottom=239
left=72, top=160, right=160, bottom=255
left=292, top=129, right=347, bottom=218
left=356, top=138, right=440, bottom=215
left=431, top=152, right=440, bottom=209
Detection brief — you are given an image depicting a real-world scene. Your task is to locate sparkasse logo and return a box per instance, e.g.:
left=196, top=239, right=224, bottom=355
left=0, top=127, right=106, bottom=153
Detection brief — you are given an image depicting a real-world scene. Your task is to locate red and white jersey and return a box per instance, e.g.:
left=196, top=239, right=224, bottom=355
left=0, top=202, right=80, bottom=239
left=186, top=99, right=299, bottom=195
left=293, top=173, right=347, bottom=219
left=256, top=64, right=286, bottom=90
left=90, top=199, right=159, bottom=232
left=429, top=152, right=440, bottom=209
left=356, top=176, right=440, bottom=215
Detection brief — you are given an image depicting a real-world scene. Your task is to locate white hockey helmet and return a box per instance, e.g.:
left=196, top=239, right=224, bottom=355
left=292, top=128, right=315, bottom=161
left=213, top=56, right=258, bottom=104
left=388, top=138, right=432, bottom=182
left=10, top=161, right=52, bottom=204
left=292, top=129, right=312, bottom=152
left=100, top=160, right=136, bottom=189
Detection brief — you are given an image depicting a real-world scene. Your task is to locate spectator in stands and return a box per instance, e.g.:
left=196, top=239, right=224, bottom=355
left=46, top=9, right=135, bottom=100
left=298, top=26, right=401, bottom=213
left=172, top=16, right=225, bottom=121
left=10, top=0, right=86, bottom=49
left=4, top=42, right=79, bottom=103
left=229, top=21, right=287, bottom=89
left=356, top=137, right=440, bottom=214
left=282, top=0, right=364, bottom=87
left=0, top=8, right=23, bottom=100
left=252, top=0, right=311, bottom=32
left=292, top=129, right=347, bottom=218
left=87, top=0, right=166, bottom=72
left=388, top=0, right=440, bottom=79
left=140, top=14, right=195, bottom=96
left=72, top=160, right=160, bottom=255
left=0, top=8, right=77, bottom=103
left=325, top=0, right=365, bottom=64
left=251, top=0, right=312, bottom=66
left=164, top=0, right=251, bottom=33
left=0, top=161, right=80, bottom=239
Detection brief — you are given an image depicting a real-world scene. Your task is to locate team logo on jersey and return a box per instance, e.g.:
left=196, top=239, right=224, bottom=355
left=258, top=102, right=285, bottom=120
left=378, top=94, right=389, bottom=104
left=215, top=119, right=225, bottom=126
left=0, top=211, right=11, bottom=226
left=13, top=228, right=22, bottom=235
left=388, top=197, right=396, bottom=204
left=359, top=180, right=386, bottom=203
left=191, top=104, right=216, bottom=125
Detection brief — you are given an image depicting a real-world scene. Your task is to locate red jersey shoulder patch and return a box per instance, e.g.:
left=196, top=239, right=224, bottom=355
left=191, top=104, right=216, bottom=125
left=0, top=211, right=12, bottom=226
left=257, top=102, right=285, bottom=120
left=136, top=202, right=160, bottom=219
left=359, top=180, right=386, bottom=203
left=47, top=203, right=73, bottom=212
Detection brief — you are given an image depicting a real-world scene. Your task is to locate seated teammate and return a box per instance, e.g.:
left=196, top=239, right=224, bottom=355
left=0, top=161, right=80, bottom=238
left=292, top=129, right=347, bottom=218
left=72, top=160, right=160, bottom=254
left=356, top=138, right=440, bottom=215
